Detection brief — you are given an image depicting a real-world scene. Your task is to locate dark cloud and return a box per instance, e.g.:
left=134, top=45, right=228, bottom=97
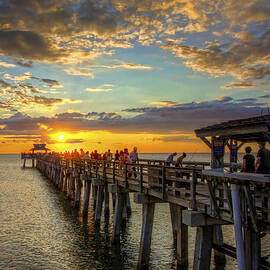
left=40, top=79, right=63, bottom=88
left=0, top=96, right=267, bottom=137
left=56, top=112, right=86, bottom=118
left=152, top=135, right=199, bottom=143
left=4, top=135, right=41, bottom=140
left=0, top=30, right=61, bottom=61
left=64, top=139, right=85, bottom=144
left=16, top=60, right=33, bottom=67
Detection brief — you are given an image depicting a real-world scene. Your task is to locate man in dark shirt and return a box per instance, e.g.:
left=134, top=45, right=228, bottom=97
left=255, top=142, right=270, bottom=174
left=241, top=146, right=255, bottom=172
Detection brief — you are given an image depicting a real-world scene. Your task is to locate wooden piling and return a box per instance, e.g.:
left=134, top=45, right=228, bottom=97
left=193, top=226, right=213, bottom=270
left=231, top=184, right=246, bottom=270
left=104, top=183, right=110, bottom=216
left=137, top=201, right=155, bottom=270
left=94, top=185, right=104, bottom=226
left=75, top=176, right=82, bottom=208
left=112, top=192, right=125, bottom=243
left=170, top=203, right=178, bottom=243
left=82, top=178, right=91, bottom=217
left=176, top=205, right=188, bottom=270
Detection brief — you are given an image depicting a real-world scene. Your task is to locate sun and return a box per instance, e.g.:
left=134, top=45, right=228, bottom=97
left=59, top=135, right=65, bottom=140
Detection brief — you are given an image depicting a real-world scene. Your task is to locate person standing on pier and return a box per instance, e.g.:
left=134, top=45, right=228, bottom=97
left=129, top=146, right=139, bottom=178
left=165, top=152, right=177, bottom=166
left=241, top=146, right=255, bottom=173
left=114, top=150, right=120, bottom=161
left=255, top=142, right=270, bottom=174
left=175, top=152, right=186, bottom=168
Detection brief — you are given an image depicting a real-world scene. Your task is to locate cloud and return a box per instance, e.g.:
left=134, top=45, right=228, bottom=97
left=64, top=139, right=85, bottom=144
left=0, top=60, right=15, bottom=68
left=153, top=135, right=199, bottom=143
left=0, top=30, right=61, bottom=61
left=4, top=72, right=32, bottom=81
left=4, top=135, right=41, bottom=141
left=64, top=68, right=94, bottom=78
left=86, top=87, right=112, bottom=92
left=99, top=63, right=152, bottom=70
left=0, top=96, right=267, bottom=137
left=41, top=79, right=63, bottom=88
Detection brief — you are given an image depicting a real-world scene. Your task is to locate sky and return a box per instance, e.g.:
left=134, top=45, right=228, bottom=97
left=0, top=0, right=270, bottom=153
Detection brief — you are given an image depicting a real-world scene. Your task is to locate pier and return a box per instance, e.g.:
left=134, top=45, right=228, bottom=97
left=23, top=114, right=270, bottom=269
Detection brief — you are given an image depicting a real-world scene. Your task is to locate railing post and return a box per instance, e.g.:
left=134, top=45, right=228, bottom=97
left=113, top=162, right=116, bottom=184
left=125, top=163, right=128, bottom=189
left=140, top=164, right=143, bottom=193
left=191, top=169, right=197, bottom=210
left=162, top=166, right=166, bottom=200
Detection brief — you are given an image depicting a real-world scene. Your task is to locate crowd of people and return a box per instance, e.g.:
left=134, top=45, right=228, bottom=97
left=58, top=147, right=139, bottom=168
left=30, top=142, right=270, bottom=174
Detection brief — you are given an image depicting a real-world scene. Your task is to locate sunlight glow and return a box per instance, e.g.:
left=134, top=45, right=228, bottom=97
left=59, top=135, right=65, bottom=140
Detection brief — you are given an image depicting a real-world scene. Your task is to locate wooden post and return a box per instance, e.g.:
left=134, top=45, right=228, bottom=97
left=176, top=205, right=188, bottom=270
left=75, top=176, right=82, bottom=208
left=126, top=193, right=131, bottom=215
left=231, top=184, right=246, bottom=270
left=94, top=185, right=104, bottom=225
left=112, top=192, right=125, bottom=243
left=63, top=172, right=68, bottom=194
left=32, top=158, right=35, bottom=168
left=193, top=226, right=213, bottom=270
left=244, top=223, right=260, bottom=270
left=23, top=158, right=26, bottom=168
left=104, top=183, right=110, bottom=217
left=92, top=185, right=98, bottom=210
left=68, top=175, right=73, bottom=199
left=213, top=225, right=226, bottom=265
left=170, top=203, right=178, bottom=243
left=82, top=178, right=91, bottom=217
left=112, top=193, right=116, bottom=210
left=137, top=202, right=155, bottom=270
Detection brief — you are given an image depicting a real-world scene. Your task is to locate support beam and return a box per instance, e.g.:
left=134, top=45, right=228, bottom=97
left=176, top=205, right=188, bottom=270
left=137, top=202, right=155, bottom=270
left=170, top=203, right=178, bottom=243
left=231, top=184, right=246, bottom=270
left=104, top=183, right=110, bottom=217
left=193, top=226, right=213, bottom=270
left=82, top=179, right=91, bottom=217
left=199, top=136, right=212, bottom=149
left=112, top=193, right=125, bottom=243
left=94, top=185, right=104, bottom=226
left=244, top=224, right=260, bottom=270
left=213, top=226, right=226, bottom=265
left=75, top=177, right=82, bottom=208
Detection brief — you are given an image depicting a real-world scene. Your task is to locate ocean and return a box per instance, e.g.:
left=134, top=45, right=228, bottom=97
left=0, top=153, right=268, bottom=269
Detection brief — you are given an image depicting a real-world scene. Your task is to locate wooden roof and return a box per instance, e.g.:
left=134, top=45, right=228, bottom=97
left=195, top=114, right=270, bottom=142
left=30, top=144, right=50, bottom=151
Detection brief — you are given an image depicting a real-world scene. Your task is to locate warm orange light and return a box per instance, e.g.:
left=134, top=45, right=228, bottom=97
left=59, top=135, right=65, bottom=140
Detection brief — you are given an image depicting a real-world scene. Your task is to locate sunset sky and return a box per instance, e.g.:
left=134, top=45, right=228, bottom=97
left=0, top=0, right=270, bottom=153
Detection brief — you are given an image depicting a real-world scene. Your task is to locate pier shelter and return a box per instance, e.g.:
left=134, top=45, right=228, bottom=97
left=195, top=114, right=270, bottom=170
left=21, top=143, right=50, bottom=168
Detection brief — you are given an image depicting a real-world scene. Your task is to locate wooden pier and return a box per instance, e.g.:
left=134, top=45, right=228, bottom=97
left=24, top=114, right=270, bottom=269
